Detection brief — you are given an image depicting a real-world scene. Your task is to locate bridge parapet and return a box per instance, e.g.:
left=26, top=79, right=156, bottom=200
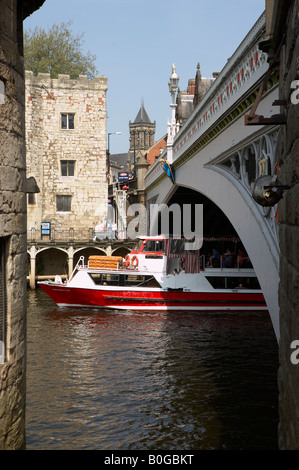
left=145, top=12, right=269, bottom=190
left=172, top=12, right=267, bottom=162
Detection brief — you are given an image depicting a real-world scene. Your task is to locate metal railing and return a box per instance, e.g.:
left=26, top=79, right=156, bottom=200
left=200, top=254, right=253, bottom=271
left=27, top=227, right=96, bottom=242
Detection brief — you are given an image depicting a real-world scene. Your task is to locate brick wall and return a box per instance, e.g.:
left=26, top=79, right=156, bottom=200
left=146, top=135, right=167, bottom=168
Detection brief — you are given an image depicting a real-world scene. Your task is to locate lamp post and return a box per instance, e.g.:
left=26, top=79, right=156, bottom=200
left=107, top=131, right=122, bottom=176
left=167, top=64, right=179, bottom=163
left=129, top=130, right=140, bottom=175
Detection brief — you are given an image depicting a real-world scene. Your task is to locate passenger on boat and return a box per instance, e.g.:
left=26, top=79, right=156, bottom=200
left=237, top=249, right=249, bottom=267
left=207, top=249, right=220, bottom=267
left=222, top=249, right=235, bottom=267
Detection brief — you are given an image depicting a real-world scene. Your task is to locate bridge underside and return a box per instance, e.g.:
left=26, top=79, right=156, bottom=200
left=146, top=172, right=280, bottom=340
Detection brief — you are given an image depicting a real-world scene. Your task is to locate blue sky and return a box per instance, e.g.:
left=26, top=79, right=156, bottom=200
left=24, top=0, right=266, bottom=154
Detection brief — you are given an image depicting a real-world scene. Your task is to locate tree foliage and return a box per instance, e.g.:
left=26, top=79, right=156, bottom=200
left=24, top=21, right=98, bottom=79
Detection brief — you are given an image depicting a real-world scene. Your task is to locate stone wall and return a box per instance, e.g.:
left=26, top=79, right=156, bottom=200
left=276, top=0, right=299, bottom=450
left=0, top=0, right=27, bottom=450
left=25, top=71, right=108, bottom=237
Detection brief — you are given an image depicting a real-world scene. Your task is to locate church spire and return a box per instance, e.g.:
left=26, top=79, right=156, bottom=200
left=133, top=101, right=152, bottom=124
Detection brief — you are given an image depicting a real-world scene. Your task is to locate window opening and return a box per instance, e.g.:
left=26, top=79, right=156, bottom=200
left=56, top=195, right=72, bottom=212
left=61, top=113, right=75, bottom=130
left=28, top=193, right=36, bottom=204
left=61, top=160, right=75, bottom=176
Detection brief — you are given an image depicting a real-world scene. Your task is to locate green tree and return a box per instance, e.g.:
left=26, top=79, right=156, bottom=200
left=24, top=21, right=98, bottom=79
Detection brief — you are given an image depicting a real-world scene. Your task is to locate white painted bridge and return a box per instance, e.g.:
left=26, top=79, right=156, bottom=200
left=145, top=12, right=281, bottom=339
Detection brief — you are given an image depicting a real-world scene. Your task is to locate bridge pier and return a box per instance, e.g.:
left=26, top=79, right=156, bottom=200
left=28, top=245, right=37, bottom=290
left=67, top=246, right=74, bottom=278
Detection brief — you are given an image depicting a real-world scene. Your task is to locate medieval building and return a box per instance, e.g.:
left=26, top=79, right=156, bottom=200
left=25, top=71, right=108, bottom=240
left=108, top=103, right=157, bottom=237
left=128, top=102, right=156, bottom=173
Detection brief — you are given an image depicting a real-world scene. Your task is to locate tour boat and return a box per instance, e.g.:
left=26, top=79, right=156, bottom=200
left=38, top=236, right=267, bottom=312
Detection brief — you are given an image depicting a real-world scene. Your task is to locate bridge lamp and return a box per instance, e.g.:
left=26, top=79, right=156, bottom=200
left=167, top=64, right=179, bottom=163
left=251, top=175, right=291, bottom=206
left=168, top=73, right=179, bottom=95
left=168, top=65, right=179, bottom=107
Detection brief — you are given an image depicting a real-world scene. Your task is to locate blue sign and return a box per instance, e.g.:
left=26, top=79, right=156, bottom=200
left=118, top=171, right=129, bottom=183
left=41, top=222, right=51, bottom=235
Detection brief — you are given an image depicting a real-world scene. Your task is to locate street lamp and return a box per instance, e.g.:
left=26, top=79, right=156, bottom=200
left=108, top=131, right=122, bottom=154
left=168, top=64, right=179, bottom=96
left=107, top=132, right=122, bottom=176
left=167, top=64, right=179, bottom=163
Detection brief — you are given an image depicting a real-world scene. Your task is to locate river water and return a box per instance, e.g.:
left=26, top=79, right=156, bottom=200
left=26, top=288, right=279, bottom=450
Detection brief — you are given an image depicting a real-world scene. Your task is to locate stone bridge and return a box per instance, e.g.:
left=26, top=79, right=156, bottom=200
left=145, top=12, right=281, bottom=340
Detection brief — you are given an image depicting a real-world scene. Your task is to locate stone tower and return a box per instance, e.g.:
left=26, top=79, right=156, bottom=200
left=25, top=71, right=108, bottom=238
left=129, top=102, right=155, bottom=172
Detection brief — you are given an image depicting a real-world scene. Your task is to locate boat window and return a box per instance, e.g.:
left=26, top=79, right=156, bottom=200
left=88, top=273, right=161, bottom=288
left=206, top=276, right=261, bottom=289
left=142, top=240, right=165, bottom=253
left=89, top=273, right=102, bottom=285
left=88, top=273, right=120, bottom=286
left=124, top=275, right=161, bottom=288
left=132, top=239, right=144, bottom=252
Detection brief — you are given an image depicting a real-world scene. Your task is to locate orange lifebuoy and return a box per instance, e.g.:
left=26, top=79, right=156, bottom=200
left=131, top=256, right=139, bottom=268
left=125, top=255, right=130, bottom=267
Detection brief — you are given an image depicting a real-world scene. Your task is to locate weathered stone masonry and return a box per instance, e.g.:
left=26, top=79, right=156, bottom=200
left=25, top=71, right=108, bottom=237
left=275, top=0, right=299, bottom=449
left=261, top=0, right=299, bottom=449
left=0, top=0, right=45, bottom=450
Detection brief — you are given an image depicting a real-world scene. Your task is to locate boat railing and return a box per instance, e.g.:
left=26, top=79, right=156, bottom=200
left=200, top=254, right=253, bottom=271
left=199, top=255, right=206, bottom=271
left=68, top=256, right=86, bottom=281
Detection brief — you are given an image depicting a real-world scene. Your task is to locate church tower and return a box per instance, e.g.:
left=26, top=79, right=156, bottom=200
left=129, top=101, right=156, bottom=171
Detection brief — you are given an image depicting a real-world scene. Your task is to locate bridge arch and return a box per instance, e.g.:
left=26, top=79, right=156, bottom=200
left=73, top=246, right=106, bottom=260
left=28, top=247, right=68, bottom=285
left=147, top=156, right=280, bottom=339
left=111, top=246, right=131, bottom=257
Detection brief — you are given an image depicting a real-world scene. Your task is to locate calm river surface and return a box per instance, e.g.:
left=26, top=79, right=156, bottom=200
left=26, top=288, right=278, bottom=450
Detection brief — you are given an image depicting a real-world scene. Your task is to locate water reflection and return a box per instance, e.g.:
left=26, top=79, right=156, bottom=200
left=26, top=288, right=278, bottom=450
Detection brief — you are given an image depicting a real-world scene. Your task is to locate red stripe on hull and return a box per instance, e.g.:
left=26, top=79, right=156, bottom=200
left=39, top=283, right=267, bottom=311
